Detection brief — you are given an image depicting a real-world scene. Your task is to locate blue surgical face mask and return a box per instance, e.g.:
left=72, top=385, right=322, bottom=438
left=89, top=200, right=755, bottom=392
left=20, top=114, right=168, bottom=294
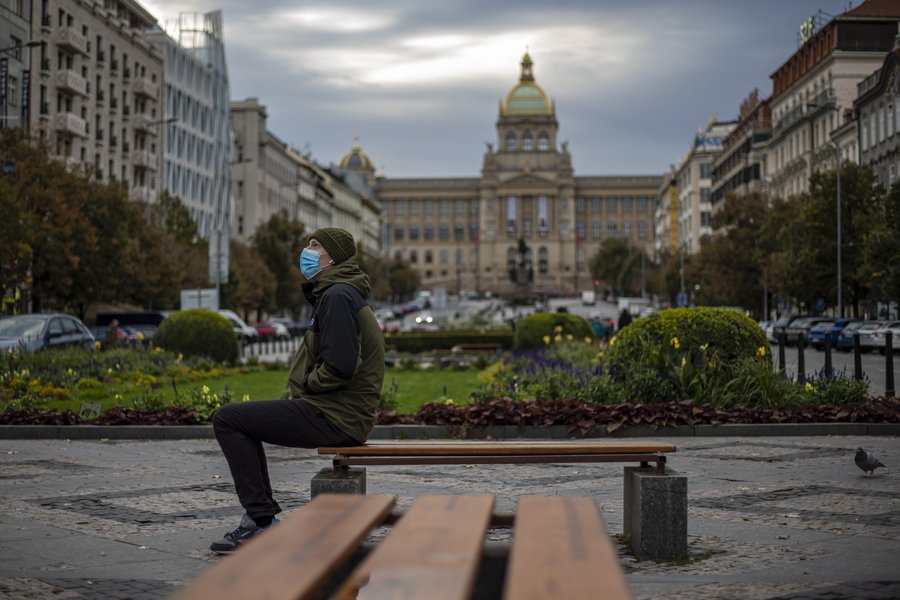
left=299, top=248, right=324, bottom=279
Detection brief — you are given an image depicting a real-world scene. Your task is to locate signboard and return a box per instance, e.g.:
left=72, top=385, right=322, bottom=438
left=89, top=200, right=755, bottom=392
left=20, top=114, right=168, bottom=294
left=181, top=288, right=219, bottom=310
left=677, top=291, right=689, bottom=308
left=0, top=57, right=7, bottom=128
left=21, top=69, right=29, bottom=129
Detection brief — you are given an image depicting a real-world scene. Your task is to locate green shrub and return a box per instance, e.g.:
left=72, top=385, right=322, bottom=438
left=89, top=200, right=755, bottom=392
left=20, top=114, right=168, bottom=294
left=512, top=313, right=594, bottom=351
left=605, top=307, right=769, bottom=370
left=153, top=309, right=238, bottom=364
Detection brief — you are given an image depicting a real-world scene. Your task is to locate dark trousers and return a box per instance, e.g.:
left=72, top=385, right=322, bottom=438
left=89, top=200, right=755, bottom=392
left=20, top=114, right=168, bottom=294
left=212, top=398, right=359, bottom=519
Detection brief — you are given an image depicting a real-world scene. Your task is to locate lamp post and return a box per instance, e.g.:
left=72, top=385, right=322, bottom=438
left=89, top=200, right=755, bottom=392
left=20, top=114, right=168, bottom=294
left=143, top=116, right=176, bottom=223
left=0, top=40, right=41, bottom=55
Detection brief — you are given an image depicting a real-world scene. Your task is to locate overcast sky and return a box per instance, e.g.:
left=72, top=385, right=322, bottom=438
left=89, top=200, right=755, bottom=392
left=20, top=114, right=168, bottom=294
left=142, top=0, right=857, bottom=177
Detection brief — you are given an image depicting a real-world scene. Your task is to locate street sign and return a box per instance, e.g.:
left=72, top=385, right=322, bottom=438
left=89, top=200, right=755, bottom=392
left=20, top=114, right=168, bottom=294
left=677, top=291, right=689, bottom=308
left=181, top=288, right=219, bottom=310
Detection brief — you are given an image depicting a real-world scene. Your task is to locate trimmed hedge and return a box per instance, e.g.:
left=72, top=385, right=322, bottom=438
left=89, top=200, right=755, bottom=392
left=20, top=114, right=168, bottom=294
left=604, top=307, right=768, bottom=369
left=512, top=312, right=594, bottom=350
left=153, top=309, right=239, bottom=364
left=384, top=332, right=512, bottom=353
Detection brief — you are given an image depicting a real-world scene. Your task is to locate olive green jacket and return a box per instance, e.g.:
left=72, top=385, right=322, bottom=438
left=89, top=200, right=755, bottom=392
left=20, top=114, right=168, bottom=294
left=288, top=259, right=384, bottom=443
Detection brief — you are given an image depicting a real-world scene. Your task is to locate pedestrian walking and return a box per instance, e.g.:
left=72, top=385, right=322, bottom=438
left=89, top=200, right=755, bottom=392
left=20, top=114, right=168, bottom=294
left=617, top=308, right=633, bottom=332
left=209, top=227, right=385, bottom=553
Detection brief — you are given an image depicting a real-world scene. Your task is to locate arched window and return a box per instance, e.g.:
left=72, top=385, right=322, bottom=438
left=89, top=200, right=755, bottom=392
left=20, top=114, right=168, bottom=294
left=410, top=250, right=418, bottom=263
left=425, top=250, right=433, bottom=264
left=539, top=247, right=549, bottom=274
left=538, top=132, right=549, bottom=151
left=440, top=250, right=448, bottom=264
left=505, top=132, right=517, bottom=151
left=522, top=133, right=533, bottom=151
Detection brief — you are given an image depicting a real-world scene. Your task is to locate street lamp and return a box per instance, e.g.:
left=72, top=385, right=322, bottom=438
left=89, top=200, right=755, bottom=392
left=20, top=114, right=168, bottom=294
left=143, top=116, right=177, bottom=223
left=0, top=40, right=41, bottom=55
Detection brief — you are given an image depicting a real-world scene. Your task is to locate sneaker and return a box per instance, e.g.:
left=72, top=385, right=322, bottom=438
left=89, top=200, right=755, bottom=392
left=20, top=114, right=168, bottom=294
left=210, top=513, right=278, bottom=554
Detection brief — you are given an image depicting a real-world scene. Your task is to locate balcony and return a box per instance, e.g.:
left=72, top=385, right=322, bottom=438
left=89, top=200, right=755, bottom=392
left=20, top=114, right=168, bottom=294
left=132, top=77, right=158, bottom=100
left=54, top=113, right=87, bottom=138
left=55, top=27, right=88, bottom=55
left=132, top=114, right=164, bottom=134
left=130, top=151, right=156, bottom=170
left=55, top=69, right=88, bottom=96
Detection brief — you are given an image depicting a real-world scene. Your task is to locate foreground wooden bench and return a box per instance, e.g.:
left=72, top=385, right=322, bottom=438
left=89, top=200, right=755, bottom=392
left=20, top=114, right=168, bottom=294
left=313, top=440, right=686, bottom=560
left=173, top=494, right=634, bottom=600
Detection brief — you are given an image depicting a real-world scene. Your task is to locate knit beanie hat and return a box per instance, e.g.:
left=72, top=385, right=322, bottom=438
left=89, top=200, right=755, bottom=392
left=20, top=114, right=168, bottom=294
left=310, top=227, right=356, bottom=265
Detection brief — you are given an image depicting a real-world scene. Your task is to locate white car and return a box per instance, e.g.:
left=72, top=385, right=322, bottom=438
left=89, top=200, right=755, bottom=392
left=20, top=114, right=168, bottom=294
left=217, top=309, right=259, bottom=343
left=871, top=321, right=900, bottom=354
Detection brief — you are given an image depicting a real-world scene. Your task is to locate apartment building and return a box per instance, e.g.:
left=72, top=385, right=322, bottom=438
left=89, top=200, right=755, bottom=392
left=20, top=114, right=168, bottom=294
left=1, top=0, right=34, bottom=130
left=354, top=53, right=660, bottom=295
left=672, top=118, right=735, bottom=256
left=28, top=0, right=164, bottom=205
left=763, top=2, right=900, bottom=199
left=856, top=41, right=900, bottom=188
left=710, top=89, right=772, bottom=213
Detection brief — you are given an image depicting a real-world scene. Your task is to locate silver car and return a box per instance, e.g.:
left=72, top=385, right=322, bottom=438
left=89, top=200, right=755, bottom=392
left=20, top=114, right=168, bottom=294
left=871, top=321, right=900, bottom=355
left=0, top=313, right=96, bottom=352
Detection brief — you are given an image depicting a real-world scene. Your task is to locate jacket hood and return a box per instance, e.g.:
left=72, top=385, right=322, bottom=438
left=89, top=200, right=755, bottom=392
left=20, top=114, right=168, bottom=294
left=303, top=257, right=371, bottom=302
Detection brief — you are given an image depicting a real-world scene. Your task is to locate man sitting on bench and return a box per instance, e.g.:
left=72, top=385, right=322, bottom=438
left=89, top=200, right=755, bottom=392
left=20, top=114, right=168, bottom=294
left=208, top=227, right=385, bottom=553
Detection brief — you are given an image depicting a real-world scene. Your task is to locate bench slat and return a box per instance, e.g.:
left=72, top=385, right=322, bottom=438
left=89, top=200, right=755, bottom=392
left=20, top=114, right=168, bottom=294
left=172, top=494, right=395, bottom=600
left=503, top=496, right=634, bottom=600
left=320, top=440, right=676, bottom=457
left=331, top=495, right=495, bottom=600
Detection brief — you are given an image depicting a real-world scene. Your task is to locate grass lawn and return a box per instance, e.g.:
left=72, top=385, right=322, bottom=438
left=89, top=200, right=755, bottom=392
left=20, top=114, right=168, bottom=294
left=56, top=367, right=484, bottom=415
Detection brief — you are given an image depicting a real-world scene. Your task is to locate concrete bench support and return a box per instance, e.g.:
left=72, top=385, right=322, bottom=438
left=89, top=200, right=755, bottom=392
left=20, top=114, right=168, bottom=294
left=311, top=467, right=366, bottom=498
left=624, top=465, right=687, bottom=560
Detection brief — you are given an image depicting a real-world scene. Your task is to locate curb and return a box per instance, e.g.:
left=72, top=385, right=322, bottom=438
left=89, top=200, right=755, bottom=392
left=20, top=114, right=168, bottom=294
left=1, top=422, right=898, bottom=440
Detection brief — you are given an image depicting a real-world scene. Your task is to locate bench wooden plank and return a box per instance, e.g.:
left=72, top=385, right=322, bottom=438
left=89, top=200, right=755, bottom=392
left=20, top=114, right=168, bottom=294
left=172, top=494, right=395, bottom=600
left=503, top=496, right=634, bottom=600
left=320, top=440, right=676, bottom=457
left=331, top=495, right=495, bottom=600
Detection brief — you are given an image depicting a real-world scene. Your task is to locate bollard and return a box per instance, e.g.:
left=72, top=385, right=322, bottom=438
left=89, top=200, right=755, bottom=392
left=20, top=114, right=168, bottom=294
left=797, top=334, right=806, bottom=384
left=778, top=332, right=786, bottom=374
left=887, top=331, right=895, bottom=398
left=823, top=335, right=833, bottom=378
left=853, top=333, right=863, bottom=380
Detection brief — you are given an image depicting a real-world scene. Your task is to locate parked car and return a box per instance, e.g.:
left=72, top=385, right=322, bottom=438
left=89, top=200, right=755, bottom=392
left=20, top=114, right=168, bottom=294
left=769, top=314, right=809, bottom=344
left=254, top=321, right=289, bottom=341
left=269, top=317, right=308, bottom=338
left=836, top=320, right=870, bottom=352
left=853, top=321, right=885, bottom=353
left=871, top=321, right=900, bottom=354
left=217, top=309, right=259, bottom=344
left=0, top=313, right=96, bottom=352
left=783, top=317, right=830, bottom=346
left=808, top=318, right=863, bottom=350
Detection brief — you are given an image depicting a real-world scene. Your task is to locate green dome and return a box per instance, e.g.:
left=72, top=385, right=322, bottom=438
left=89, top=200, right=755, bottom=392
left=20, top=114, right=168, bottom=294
left=502, top=52, right=553, bottom=116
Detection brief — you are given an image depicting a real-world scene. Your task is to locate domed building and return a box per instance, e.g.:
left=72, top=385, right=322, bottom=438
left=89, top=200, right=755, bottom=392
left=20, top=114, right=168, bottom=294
left=340, top=53, right=661, bottom=296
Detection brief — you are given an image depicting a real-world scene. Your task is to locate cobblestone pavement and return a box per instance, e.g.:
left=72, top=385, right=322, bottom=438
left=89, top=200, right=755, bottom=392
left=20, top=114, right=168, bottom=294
left=1, top=435, right=898, bottom=599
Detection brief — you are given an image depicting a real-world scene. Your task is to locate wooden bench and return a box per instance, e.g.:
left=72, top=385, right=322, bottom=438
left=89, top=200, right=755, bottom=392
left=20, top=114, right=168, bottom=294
left=320, top=440, right=674, bottom=474
left=313, top=441, right=686, bottom=560
left=173, top=494, right=634, bottom=600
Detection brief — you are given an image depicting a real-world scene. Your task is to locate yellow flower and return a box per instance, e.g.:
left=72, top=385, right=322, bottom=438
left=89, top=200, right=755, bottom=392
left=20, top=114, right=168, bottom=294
left=757, top=346, right=767, bottom=358
left=680, top=356, right=687, bottom=368
left=543, top=335, right=551, bottom=345
left=242, top=394, right=251, bottom=402
left=554, top=325, right=563, bottom=334
left=444, top=398, right=455, bottom=405
left=609, top=336, right=617, bottom=346
left=201, top=385, right=210, bottom=395
left=177, top=353, right=183, bottom=362
left=700, top=343, right=709, bottom=351
left=566, top=334, right=573, bottom=341
left=554, top=335, right=563, bottom=343
left=94, top=341, right=102, bottom=350
left=584, top=337, right=593, bottom=344
left=804, top=382, right=813, bottom=392
left=671, top=337, right=681, bottom=350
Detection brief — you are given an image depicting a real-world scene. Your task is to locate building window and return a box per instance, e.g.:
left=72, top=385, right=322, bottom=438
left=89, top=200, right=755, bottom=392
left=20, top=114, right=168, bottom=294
left=700, top=188, right=710, bottom=204
left=592, top=197, right=601, bottom=213
left=700, top=162, right=712, bottom=179
left=638, top=221, right=648, bottom=240
left=577, top=247, right=586, bottom=266
left=592, top=221, right=601, bottom=239
left=455, top=198, right=465, bottom=214
left=537, top=195, right=548, bottom=236
left=607, top=222, right=617, bottom=238
left=454, top=224, right=464, bottom=241
left=522, top=133, right=533, bottom=151
left=425, top=250, right=433, bottom=264
left=470, top=249, right=478, bottom=265
left=469, top=223, right=479, bottom=240
left=424, top=224, right=434, bottom=240
left=440, top=198, right=449, bottom=215
left=469, top=198, right=479, bottom=214
left=523, top=219, right=532, bottom=237
left=455, top=249, right=463, bottom=264
left=538, top=247, right=548, bottom=273
left=394, top=226, right=404, bottom=241
left=623, top=221, right=631, bottom=238
left=576, top=196, right=586, bottom=213
left=410, top=199, right=419, bottom=215
left=439, top=223, right=449, bottom=240
left=394, top=199, right=404, bottom=215
left=394, top=250, right=403, bottom=261
left=506, top=196, right=517, bottom=236
left=638, top=197, right=648, bottom=212
left=505, top=132, right=517, bottom=151
left=576, top=222, right=586, bottom=240
left=701, top=211, right=711, bottom=227
left=538, top=132, right=549, bottom=151
left=424, top=199, right=433, bottom=215
left=410, top=250, right=418, bottom=263
left=607, top=197, right=617, bottom=213
left=410, top=225, right=419, bottom=240
left=622, top=197, right=632, bottom=212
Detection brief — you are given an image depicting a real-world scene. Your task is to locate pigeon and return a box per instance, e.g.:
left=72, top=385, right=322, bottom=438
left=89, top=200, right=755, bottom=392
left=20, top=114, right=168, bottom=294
left=855, top=447, right=886, bottom=476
